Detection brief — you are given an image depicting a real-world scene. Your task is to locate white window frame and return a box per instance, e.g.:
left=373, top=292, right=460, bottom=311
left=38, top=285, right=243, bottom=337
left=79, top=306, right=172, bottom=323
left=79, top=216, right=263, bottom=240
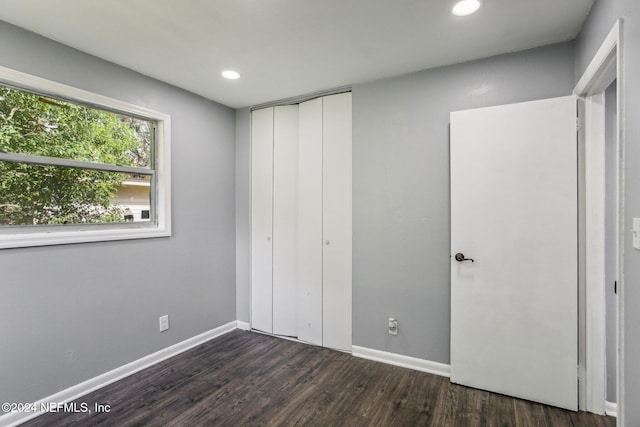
left=0, top=65, right=171, bottom=248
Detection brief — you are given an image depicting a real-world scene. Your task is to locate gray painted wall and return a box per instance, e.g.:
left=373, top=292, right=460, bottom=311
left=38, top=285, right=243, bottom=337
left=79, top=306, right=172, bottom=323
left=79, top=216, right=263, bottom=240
left=576, top=0, right=640, bottom=423
left=0, top=21, right=237, bottom=404
left=236, top=108, right=251, bottom=323
left=351, top=42, right=576, bottom=363
left=232, top=44, right=577, bottom=364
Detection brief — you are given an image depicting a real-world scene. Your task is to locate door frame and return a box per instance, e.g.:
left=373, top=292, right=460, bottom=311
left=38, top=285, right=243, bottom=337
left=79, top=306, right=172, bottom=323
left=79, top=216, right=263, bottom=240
left=574, top=19, right=624, bottom=421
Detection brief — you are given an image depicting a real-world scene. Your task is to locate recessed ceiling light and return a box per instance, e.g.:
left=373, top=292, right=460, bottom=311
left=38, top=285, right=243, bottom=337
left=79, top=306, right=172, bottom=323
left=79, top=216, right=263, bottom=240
left=222, top=70, right=240, bottom=80
left=452, top=0, right=481, bottom=17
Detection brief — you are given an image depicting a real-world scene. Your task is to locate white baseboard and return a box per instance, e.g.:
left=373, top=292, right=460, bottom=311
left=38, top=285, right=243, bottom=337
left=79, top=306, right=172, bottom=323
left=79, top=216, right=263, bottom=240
left=352, top=345, right=450, bottom=378
left=236, top=320, right=251, bottom=331
left=0, top=321, right=238, bottom=427
left=605, top=400, right=617, bottom=417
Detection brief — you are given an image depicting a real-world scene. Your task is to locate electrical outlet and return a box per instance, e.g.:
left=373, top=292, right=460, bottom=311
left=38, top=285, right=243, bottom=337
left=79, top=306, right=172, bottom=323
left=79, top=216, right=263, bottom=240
left=388, top=317, right=398, bottom=336
left=159, top=315, right=169, bottom=332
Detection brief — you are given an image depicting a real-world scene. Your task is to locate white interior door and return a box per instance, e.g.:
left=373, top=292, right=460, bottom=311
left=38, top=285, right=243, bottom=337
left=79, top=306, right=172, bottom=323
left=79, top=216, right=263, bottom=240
left=322, top=92, right=352, bottom=351
left=273, top=105, right=299, bottom=336
left=450, top=96, right=578, bottom=410
left=251, top=107, right=274, bottom=334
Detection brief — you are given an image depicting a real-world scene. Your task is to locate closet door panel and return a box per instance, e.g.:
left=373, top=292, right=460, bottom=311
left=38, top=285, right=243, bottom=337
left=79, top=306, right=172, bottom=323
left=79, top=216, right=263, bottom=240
left=322, top=93, right=352, bottom=351
left=273, top=105, right=299, bottom=337
left=297, top=98, right=323, bottom=345
left=251, top=107, right=274, bottom=334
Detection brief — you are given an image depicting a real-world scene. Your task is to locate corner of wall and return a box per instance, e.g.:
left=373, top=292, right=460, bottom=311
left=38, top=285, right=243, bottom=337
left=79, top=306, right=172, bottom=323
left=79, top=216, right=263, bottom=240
left=235, top=108, right=251, bottom=322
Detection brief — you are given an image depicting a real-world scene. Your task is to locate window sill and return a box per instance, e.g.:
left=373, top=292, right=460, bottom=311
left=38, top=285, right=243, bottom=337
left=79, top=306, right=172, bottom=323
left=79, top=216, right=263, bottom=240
left=0, top=225, right=171, bottom=249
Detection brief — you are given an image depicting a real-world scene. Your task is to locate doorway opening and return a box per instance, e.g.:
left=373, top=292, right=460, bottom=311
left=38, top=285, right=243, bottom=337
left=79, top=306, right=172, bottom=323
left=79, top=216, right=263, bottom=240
left=574, top=19, right=623, bottom=422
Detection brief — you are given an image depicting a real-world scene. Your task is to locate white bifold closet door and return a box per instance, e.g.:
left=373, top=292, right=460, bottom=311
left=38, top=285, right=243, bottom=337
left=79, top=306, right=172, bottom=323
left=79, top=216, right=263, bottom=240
left=251, top=105, right=299, bottom=336
left=321, top=93, right=352, bottom=351
left=272, top=105, right=299, bottom=337
left=297, top=93, right=352, bottom=351
left=297, top=97, right=324, bottom=345
left=251, top=107, right=274, bottom=334
left=251, top=93, right=351, bottom=352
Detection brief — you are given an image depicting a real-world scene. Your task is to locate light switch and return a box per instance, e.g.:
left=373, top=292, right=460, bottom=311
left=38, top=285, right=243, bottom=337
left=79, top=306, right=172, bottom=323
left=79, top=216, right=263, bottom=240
left=633, top=218, right=640, bottom=250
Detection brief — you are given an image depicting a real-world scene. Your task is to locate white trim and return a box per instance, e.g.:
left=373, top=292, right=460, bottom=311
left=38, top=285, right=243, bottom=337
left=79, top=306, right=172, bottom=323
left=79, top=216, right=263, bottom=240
left=0, top=321, right=237, bottom=427
left=352, top=345, right=450, bottom=378
left=0, top=65, right=165, bottom=119
left=573, top=19, right=623, bottom=420
left=248, top=108, right=254, bottom=331
left=0, top=65, right=172, bottom=249
left=605, top=400, right=618, bottom=417
left=236, top=320, right=251, bottom=331
left=574, top=21, right=619, bottom=97
left=250, top=85, right=352, bottom=111
left=583, top=92, right=607, bottom=415
left=615, top=18, right=625, bottom=427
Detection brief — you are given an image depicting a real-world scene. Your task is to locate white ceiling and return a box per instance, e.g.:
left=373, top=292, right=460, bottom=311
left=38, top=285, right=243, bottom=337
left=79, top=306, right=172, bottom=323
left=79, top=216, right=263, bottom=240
left=0, top=0, right=594, bottom=109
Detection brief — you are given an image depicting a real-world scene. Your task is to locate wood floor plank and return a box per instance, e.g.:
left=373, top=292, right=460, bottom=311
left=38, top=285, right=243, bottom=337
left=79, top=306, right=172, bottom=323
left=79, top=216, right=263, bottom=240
left=22, top=330, right=615, bottom=427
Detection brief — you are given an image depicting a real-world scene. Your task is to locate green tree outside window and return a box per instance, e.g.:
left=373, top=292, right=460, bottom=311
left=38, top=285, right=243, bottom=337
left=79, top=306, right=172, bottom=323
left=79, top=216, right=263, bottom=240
left=0, top=85, right=152, bottom=226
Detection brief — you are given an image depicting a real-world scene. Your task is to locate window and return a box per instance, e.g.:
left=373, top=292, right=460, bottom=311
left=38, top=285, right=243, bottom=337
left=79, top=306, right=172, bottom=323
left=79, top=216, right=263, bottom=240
left=0, top=66, right=171, bottom=248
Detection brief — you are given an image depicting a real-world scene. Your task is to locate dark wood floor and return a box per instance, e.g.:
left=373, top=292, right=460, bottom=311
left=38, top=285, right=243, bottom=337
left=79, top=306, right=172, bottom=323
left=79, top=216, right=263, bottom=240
left=24, top=330, right=615, bottom=426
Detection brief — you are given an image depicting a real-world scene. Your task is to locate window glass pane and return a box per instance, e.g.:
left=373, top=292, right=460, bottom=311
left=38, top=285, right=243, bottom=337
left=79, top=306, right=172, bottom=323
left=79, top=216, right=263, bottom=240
left=0, top=162, right=151, bottom=226
left=0, top=84, right=152, bottom=168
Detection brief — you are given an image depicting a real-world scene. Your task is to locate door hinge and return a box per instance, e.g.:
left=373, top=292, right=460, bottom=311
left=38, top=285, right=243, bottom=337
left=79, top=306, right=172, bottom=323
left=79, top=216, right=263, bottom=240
left=614, top=280, right=617, bottom=294
left=576, top=117, right=583, bottom=132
